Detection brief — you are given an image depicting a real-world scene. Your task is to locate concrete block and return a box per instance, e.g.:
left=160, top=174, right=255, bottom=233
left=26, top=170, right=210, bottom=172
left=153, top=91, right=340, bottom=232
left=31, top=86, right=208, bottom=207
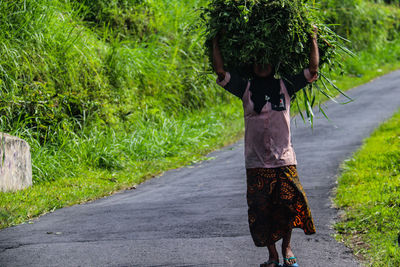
left=0, top=133, right=32, bottom=192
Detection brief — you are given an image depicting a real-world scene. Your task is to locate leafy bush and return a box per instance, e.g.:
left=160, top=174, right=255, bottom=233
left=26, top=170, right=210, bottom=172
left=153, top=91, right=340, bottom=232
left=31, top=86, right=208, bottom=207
left=320, top=0, right=400, bottom=51
left=0, top=0, right=226, bottom=146
left=0, top=0, right=108, bottom=144
left=74, top=0, right=155, bottom=41
left=0, top=0, right=232, bottom=182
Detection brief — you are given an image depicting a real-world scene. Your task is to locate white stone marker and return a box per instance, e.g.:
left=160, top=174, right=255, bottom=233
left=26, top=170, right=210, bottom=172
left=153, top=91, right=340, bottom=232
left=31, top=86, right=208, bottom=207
left=0, top=133, right=32, bottom=192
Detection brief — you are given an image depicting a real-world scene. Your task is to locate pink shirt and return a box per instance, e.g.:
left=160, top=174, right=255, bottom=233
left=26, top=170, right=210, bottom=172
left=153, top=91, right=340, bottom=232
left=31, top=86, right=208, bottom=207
left=218, top=69, right=317, bottom=169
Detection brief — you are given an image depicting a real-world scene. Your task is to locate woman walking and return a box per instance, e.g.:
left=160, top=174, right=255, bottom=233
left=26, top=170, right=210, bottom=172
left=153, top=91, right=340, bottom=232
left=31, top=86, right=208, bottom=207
left=212, top=28, right=319, bottom=267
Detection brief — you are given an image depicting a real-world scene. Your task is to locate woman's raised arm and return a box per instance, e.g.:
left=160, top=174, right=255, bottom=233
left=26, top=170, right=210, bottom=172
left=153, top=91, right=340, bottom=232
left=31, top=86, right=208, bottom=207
left=309, top=27, right=319, bottom=77
left=212, top=35, right=226, bottom=81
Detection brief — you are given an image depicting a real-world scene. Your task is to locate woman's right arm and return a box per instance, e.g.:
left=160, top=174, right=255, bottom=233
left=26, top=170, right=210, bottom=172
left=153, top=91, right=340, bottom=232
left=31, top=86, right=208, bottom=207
left=212, top=36, right=226, bottom=82
left=213, top=35, right=248, bottom=99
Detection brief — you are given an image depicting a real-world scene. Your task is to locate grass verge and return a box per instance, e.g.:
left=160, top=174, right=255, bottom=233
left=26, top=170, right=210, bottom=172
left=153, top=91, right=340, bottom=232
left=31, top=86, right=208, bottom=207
left=334, top=109, right=400, bottom=266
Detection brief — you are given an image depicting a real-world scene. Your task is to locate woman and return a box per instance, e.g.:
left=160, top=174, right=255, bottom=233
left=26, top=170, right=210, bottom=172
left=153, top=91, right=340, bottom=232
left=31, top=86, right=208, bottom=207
left=212, top=28, right=319, bottom=267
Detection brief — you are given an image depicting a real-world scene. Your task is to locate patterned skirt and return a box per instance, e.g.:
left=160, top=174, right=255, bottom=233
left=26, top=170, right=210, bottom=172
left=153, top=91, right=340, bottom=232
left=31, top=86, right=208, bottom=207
left=246, top=165, right=315, bottom=247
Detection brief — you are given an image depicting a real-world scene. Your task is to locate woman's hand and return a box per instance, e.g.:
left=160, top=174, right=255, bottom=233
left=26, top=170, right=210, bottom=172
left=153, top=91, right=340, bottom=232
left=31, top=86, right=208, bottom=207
left=311, top=25, right=318, bottom=40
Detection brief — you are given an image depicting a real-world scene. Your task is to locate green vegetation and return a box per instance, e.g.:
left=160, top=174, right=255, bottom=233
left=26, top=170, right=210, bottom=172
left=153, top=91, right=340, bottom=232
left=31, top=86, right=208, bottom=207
left=334, top=109, right=400, bottom=266
left=0, top=0, right=399, bottom=231
left=202, top=0, right=343, bottom=78
left=202, top=0, right=357, bottom=123
left=0, top=103, right=243, bottom=228
left=292, top=0, right=400, bottom=122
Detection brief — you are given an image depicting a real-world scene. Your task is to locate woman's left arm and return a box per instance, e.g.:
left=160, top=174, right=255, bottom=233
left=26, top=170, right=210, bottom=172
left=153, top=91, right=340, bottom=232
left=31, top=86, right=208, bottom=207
left=309, top=27, right=319, bottom=77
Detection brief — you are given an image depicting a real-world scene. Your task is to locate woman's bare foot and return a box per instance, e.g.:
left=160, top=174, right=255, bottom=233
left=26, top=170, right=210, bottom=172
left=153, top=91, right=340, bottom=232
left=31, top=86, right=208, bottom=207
left=282, top=228, right=297, bottom=266
left=282, top=242, right=297, bottom=265
left=262, top=243, right=279, bottom=267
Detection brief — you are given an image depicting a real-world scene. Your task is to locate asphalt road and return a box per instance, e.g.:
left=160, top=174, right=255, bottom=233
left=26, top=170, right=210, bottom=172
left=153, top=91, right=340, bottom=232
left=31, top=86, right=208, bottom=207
left=1, top=70, right=399, bottom=267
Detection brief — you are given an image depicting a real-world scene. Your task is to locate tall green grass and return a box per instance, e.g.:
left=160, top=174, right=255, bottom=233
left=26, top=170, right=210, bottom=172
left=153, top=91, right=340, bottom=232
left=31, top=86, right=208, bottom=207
left=0, top=0, right=236, bottom=184
left=291, top=0, right=400, bottom=122
left=321, top=0, right=399, bottom=51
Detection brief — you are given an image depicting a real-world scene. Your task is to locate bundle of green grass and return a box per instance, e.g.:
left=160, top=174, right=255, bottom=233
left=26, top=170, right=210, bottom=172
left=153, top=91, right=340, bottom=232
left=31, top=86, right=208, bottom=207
left=202, top=0, right=348, bottom=79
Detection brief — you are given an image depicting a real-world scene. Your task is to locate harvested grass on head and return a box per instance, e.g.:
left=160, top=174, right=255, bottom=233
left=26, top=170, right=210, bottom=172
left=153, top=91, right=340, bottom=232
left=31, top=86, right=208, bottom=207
left=200, top=0, right=354, bottom=123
